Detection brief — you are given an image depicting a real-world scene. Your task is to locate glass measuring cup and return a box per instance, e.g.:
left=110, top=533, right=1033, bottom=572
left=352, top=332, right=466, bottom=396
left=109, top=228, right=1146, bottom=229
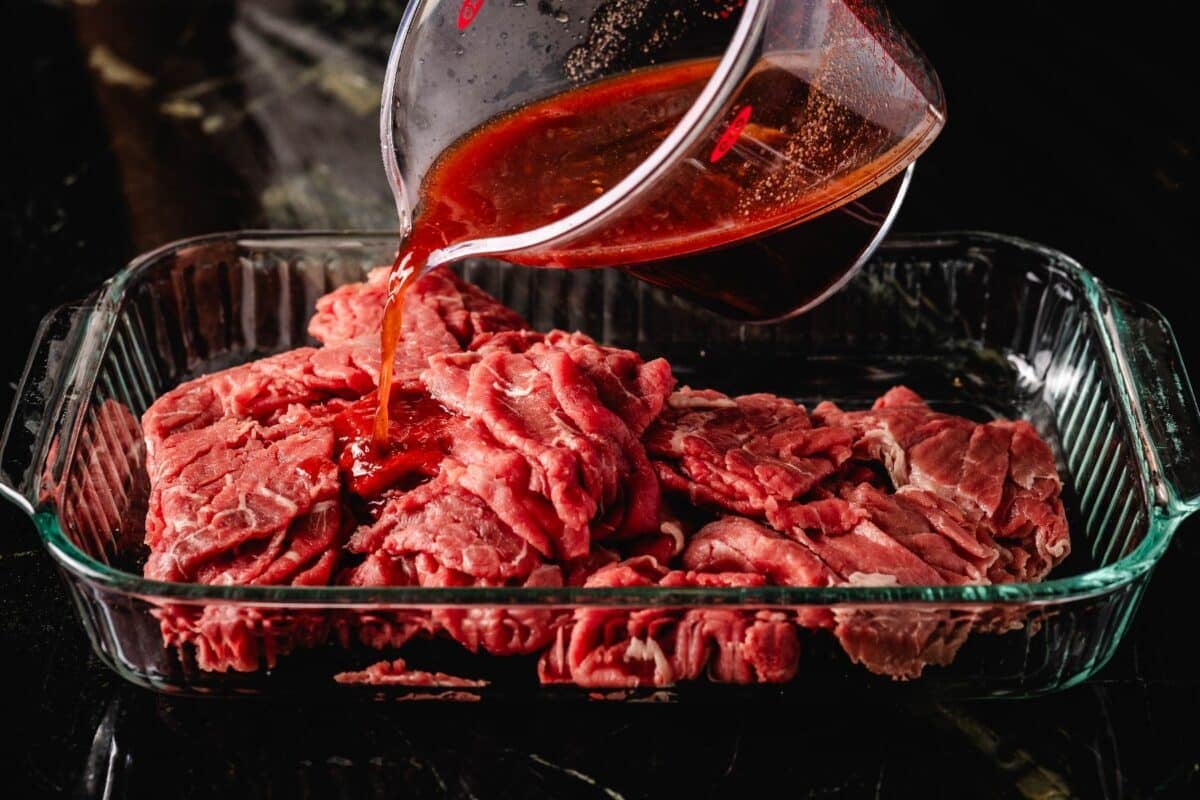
left=381, top=0, right=945, bottom=320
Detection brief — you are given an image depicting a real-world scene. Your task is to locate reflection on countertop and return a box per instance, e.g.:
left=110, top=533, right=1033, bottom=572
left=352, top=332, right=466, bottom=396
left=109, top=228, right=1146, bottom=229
left=72, top=683, right=1156, bottom=799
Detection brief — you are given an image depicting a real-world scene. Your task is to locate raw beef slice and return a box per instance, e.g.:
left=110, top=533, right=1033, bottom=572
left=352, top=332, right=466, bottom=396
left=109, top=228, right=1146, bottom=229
left=538, top=557, right=799, bottom=687
left=421, top=333, right=673, bottom=559
left=141, top=265, right=530, bottom=671
left=347, top=474, right=543, bottom=584
left=813, top=388, right=1069, bottom=582
left=682, top=516, right=833, bottom=588
left=832, top=607, right=975, bottom=681
left=308, top=266, right=527, bottom=347
left=341, top=330, right=675, bottom=655
left=138, top=257, right=1071, bottom=685
left=648, top=388, right=855, bottom=516
left=143, top=407, right=343, bottom=585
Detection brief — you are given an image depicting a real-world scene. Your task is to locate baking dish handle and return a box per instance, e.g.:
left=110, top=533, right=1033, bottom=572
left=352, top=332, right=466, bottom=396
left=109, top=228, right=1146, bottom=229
left=0, top=300, right=97, bottom=515
left=1107, top=290, right=1200, bottom=515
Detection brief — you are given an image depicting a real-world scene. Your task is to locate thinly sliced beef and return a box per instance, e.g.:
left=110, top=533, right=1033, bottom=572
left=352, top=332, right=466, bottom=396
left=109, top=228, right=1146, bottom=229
left=308, top=266, right=527, bottom=347
left=191, top=499, right=344, bottom=587
left=775, top=516, right=947, bottom=587
left=424, top=350, right=600, bottom=558
left=144, top=409, right=343, bottom=584
left=990, top=494, right=1070, bottom=583
left=333, top=555, right=432, bottom=652
left=956, top=423, right=1012, bottom=517
left=422, top=335, right=672, bottom=558
left=532, top=335, right=671, bottom=537
left=142, top=346, right=377, bottom=451
left=626, top=505, right=689, bottom=564
left=410, top=267, right=530, bottom=349
left=648, top=388, right=853, bottom=516
left=348, top=475, right=542, bottom=582
left=142, top=267, right=532, bottom=671
left=682, top=517, right=833, bottom=588
left=812, top=391, right=973, bottom=490
left=538, top=557, right=799, bottom=687
left=992, top=421, right=1070, bottom=580
left=333, top=658, right=488, bottom=687
left=703, top=610, right=799, bottom=683
left=543, top=331, right=674, bottom=436
left=156, top=605, right=329, bottom=673
left=563, top=546, right=622, bottom=586
left=139, top=261, right=1071, bottom=685
left=342, top=459, right=567, bottom=657
left=839, top=484, right=997, bottom=585
left=308, top=266, right=389, bottom=345
left=682, top=516, right=834, bottom=629
left=441, top=424, right=569, bottom=559
left=833, top=608, right=974, bottom=681
left=342, top=544, right=565, bottom=656
left=147, top=266, right=521, bottom=456
left=433, top=564, right=567, bottom=656
left=678, top=503, right=979, bottom=680
left=813, top=390, right=1069, bottom=582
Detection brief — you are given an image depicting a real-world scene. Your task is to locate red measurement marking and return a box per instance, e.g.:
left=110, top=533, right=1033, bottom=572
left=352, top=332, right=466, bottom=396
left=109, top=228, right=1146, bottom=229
left=458, top=0, right=485, bottom=30
left=709, top=104, right=752, bottom=164
left=717, top=0, right=747, bottom=19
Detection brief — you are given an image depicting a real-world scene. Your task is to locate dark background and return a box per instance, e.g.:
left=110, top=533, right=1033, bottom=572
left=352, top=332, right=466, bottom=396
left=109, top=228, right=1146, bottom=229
left=1, top=1, right=1197, bottom=797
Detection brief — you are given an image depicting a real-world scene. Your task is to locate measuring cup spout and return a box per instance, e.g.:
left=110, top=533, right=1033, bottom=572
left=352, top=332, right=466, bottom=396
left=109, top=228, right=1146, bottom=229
left=381, top=0, right=944, bottom=320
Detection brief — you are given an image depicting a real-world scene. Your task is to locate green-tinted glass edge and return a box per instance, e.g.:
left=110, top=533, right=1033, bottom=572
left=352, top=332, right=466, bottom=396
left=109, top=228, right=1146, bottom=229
left=26, top=230, right=1193, bottom=608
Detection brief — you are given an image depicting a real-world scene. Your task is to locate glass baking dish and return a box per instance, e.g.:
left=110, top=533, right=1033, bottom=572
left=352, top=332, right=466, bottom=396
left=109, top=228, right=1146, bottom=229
left=3, top=231, right=1197, bottom=699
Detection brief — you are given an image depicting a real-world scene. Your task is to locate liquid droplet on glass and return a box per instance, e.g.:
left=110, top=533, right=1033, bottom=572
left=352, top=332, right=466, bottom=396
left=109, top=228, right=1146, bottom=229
left=554, top=10, right=569, bottom=23
left=455, top=45, right=465, bottom=56
left=511, top=0, right=527, bottom=6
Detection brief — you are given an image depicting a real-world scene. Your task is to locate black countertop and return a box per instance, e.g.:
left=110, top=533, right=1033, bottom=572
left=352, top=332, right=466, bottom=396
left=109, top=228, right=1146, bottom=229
left=2, top=2, right=1198, bottom=797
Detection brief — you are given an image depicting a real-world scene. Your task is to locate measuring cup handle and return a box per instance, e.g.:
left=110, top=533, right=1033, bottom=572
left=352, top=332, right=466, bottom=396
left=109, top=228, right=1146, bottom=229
left=1106, top=289, right=1200, bottom=515
left=0, top=299, right=98, bottom=514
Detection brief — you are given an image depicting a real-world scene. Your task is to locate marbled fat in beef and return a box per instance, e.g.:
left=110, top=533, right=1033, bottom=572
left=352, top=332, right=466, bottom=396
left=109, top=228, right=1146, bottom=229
left=138, top=266, right=1070, bottom=681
